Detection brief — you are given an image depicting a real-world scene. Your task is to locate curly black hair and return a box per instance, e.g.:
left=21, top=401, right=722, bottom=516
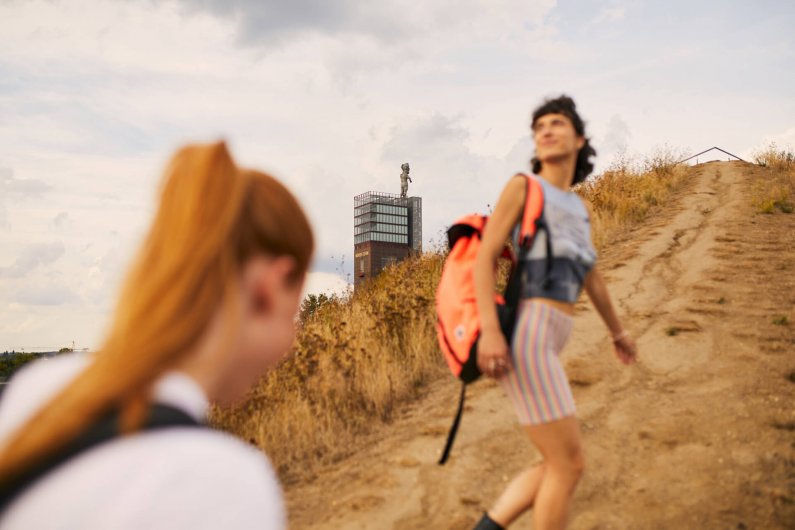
left=530, top=95, right=596, bottom=185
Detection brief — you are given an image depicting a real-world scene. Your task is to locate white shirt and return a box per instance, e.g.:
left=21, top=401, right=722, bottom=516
left=0, top=353, right=285, bottom=530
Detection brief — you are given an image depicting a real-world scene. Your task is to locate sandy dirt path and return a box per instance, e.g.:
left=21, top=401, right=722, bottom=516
left=286, top=162, right=794, bottom=529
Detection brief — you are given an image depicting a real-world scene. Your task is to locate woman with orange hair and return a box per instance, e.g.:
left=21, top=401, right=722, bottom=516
left=0, top=142, right=313, bottom=529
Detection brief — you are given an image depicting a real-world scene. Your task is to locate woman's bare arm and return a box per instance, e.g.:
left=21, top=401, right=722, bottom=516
left=582, top=200, right=637, bottom=364
left=583, top=268, right=622, bottom=336
left=474, top=175, right=526, bottom=377
left=583, top=269, right=637, bottom=364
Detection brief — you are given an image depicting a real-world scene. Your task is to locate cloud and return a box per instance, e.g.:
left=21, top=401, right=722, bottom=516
left=379, top=113, right=497, bottom=206
left=304, top=271, right=349, bottom=298
left=0, top=167, right=51, bottom=197
left=13, top=283, right=79, bottom=306
left=591, top=6, right=626, bottom=25
left=379, top=112, right=508, bottom=246
left=503, top=136, right=535, bottom=176
left=50, top=211, right=71, bottom=231
left=741, top=127, right=795, bottom=161
left=0, top=166, right=52, bottom=229
left=0, top=242, right=66, bottom=278
left=82, top=244, right=130, bottom=307
left=168, top=0, right=562, bottom=86
left=382, top=113, right=470, bottom=166
left=600, top=114, right=632, bottom=155
left=175, top=0, right=556, bottom=47
left=176, top=0, right=383, bottom=44
left=760, top=127, right=795, bottom=150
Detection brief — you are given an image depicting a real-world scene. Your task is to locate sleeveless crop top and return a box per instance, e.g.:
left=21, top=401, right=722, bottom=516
left=513, top=176, right=597, bottom=303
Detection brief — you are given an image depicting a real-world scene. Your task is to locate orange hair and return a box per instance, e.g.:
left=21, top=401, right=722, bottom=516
left=0, top=142, right=313, bottom=483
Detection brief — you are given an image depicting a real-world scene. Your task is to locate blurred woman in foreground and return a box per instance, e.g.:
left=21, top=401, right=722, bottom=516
left=0, top=142, right=313, bottom=529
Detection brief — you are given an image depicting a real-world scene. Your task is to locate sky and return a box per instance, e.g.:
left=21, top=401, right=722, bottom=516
left=1, top=0, right=793, bottom=351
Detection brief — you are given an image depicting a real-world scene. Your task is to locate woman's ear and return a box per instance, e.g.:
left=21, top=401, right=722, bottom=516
left=576, top=136, right=586, bottom=150
left=244, top=256, right=298, bottom=316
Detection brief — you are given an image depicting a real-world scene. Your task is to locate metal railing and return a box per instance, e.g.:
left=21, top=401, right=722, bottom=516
left=678, top=146, right=747, bottom=165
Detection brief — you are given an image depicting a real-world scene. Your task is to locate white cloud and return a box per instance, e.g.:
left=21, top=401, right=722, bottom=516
left=381, top=114, right=470, bottom=167
left=50, top=212, right=71, bottom=231
left=745, top=127, right=795, bottom=159
left=599, top=114, right=632, bottom=157
left=0, top=166, right=52, bottom=229
left=0, top=168, right=51, bottom=196
left=175, top=0, right=557, bottom=47
left=13, top=283, right=79, bottom=306
left=304, top=272, right=350, bottom=298
left=0, top=242, right=66, bottom=279
left=503, top=136, right=536, bottom=177
left=735, top=127, right=795, bottom=162
left=591, top=6, right=626, bottom=25
left=378, top=112, right=509, bottom=243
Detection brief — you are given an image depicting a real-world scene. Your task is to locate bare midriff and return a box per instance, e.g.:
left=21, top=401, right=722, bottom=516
left=530, top=297, right=576, bottom=316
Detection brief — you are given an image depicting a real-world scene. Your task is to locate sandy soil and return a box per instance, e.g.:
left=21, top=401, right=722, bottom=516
left=286, top=162, right=794, bottom=529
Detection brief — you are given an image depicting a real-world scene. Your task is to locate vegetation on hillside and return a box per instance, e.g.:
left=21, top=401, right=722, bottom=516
left=577, top=146, right=690, bottom=249
left=0, top=353, right=42, bottom=381
left=212, top=149, right=696, bottom=482
left=0, top=349, right=72, bottom=381
left=751, top=144, right=795, bottom=214
left=213, top=254, right=444, bottom=481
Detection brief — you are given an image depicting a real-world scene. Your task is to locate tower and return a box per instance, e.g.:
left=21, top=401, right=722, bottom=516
left=353, top=191, right=422, bottom=288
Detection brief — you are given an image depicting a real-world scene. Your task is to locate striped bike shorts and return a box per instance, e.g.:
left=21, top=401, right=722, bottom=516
left=500, top=299, right=576, bottom=425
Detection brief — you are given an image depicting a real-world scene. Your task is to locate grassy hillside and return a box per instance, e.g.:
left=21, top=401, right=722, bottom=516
left=212, top=149, right=698, bottom=482
left=750, top=145, right=795, bottom=213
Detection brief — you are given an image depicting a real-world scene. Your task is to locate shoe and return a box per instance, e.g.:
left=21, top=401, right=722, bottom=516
left=472, top=512, right=505, bottom=530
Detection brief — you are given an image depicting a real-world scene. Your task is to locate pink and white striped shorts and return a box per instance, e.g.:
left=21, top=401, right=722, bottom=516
left=500, top=299, right=576, bottom=425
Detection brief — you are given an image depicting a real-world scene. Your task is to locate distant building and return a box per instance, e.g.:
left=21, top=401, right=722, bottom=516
left=354, top=191, right=422, bottom=288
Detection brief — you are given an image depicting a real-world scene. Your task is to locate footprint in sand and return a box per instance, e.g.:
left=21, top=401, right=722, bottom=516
left=342, top=494, right=385, bottom=512
left=565, top=357, right=605, bottom=387
left=664, top=319, right=702, bottom=335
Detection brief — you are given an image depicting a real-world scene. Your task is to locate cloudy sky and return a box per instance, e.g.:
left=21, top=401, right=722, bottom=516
left=1, top=0, right=793, bottom=351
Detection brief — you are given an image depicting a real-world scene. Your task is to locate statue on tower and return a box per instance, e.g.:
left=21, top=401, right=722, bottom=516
left=399, top=162, right=412, bottom=198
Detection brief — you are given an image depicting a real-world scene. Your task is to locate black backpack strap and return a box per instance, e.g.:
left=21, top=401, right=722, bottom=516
left=0, top=404, right=203, bottom=513
left=438, top=381, right=467, bottom=465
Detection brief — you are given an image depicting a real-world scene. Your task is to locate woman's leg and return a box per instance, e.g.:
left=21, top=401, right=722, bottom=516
left=526, top=416, right=584, bottom=530
left=485, top=300, right=580, bottom=528
left=487, top=464, right=546, bottom=526
left=484, top=416, right=582, bottom=529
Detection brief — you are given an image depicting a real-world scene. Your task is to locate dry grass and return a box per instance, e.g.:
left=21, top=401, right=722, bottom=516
left=211, top=148, right=697, bottom=482
left=750, top=144, right=795, bottom=214
left=211, top=254, right=445, bottom=482
left=576, top=146, right=691, bottom=250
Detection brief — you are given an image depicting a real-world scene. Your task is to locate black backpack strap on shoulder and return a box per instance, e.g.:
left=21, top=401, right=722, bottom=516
left=0, top=404, right=203, bottom=514
left=438, top=381, right=467, bottom=465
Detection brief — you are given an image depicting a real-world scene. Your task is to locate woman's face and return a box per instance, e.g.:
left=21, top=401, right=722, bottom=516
left=532, top=112, right=585, bottom=165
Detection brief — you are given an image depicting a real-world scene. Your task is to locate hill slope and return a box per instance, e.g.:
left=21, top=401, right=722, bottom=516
left=286, top=161, right=794, bottom=529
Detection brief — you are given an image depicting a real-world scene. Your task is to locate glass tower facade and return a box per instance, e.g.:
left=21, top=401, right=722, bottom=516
left=354, top=191, right=422, bottom=287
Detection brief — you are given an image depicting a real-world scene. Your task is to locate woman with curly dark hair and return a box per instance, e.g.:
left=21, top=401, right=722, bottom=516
left=472, top=96, right=637, bottom=530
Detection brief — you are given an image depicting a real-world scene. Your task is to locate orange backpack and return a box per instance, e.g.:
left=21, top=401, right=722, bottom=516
left=434, top=174, right=545, bottom=464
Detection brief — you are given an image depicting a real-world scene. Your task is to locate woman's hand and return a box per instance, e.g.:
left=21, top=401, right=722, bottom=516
left=612, top=332, right=637, bottom=365
left=477, top=329, right=512, bottom=378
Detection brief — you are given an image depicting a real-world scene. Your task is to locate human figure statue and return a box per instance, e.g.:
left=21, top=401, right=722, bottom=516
left=399, top=163, right=412, bottom=198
